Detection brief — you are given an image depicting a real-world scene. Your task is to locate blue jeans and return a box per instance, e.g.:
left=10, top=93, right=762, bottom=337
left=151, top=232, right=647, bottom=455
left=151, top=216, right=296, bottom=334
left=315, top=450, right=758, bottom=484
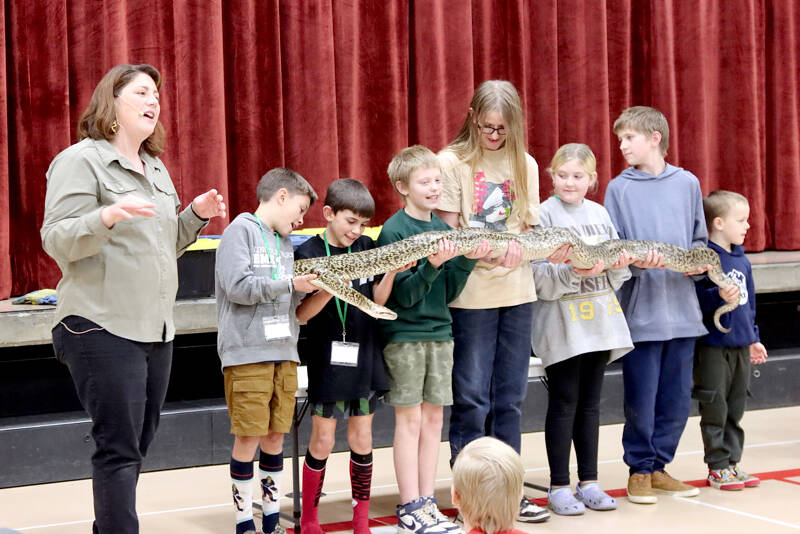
left=622, top=337, right=695, bottom=474
left=448, top=303, right=533, bottom=461
left=52, top=316, right=172, bottom=534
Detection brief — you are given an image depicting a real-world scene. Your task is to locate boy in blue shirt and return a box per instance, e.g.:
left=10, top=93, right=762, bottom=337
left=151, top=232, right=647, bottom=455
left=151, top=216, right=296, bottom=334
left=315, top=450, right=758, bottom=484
left=604, top=106, right=737, bottom=504
left=694, top=190, right=767, bottom=490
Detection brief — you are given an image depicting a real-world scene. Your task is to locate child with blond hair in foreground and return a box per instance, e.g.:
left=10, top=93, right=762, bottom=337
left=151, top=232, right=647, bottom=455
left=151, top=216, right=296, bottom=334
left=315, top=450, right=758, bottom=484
left=451, top=437, right=526, bottom=534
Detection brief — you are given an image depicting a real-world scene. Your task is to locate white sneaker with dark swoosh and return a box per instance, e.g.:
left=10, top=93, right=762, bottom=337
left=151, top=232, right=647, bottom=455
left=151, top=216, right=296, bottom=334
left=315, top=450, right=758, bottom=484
left=397, top=497, right=449, bottom=534
left=424, top=496, right=462, bottom=532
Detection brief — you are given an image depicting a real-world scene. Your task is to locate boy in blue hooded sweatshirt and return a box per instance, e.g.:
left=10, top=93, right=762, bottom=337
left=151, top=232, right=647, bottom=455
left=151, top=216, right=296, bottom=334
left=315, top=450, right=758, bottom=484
left=694, top=190, right=767, bottom=491
left=604, top=106, right=738, bottom=504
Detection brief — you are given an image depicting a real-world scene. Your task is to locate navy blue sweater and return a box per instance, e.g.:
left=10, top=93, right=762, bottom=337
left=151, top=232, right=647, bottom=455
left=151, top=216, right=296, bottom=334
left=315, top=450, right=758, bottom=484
left=695, top=241, right=760, bottom=347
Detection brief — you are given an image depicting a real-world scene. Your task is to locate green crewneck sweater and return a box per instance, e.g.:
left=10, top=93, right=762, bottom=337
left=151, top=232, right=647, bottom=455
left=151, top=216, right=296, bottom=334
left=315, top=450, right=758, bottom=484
left=377, top=209, right=477, bottom=343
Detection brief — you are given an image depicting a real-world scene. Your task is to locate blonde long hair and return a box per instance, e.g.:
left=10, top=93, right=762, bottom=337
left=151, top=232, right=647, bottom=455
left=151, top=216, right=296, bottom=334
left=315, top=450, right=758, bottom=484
left=446, top=80, right=530, bottom=227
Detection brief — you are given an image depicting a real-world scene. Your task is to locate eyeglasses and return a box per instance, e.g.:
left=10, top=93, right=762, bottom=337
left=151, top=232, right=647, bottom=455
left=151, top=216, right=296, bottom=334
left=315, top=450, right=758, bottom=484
left=477, top=123, right=506, bottom=136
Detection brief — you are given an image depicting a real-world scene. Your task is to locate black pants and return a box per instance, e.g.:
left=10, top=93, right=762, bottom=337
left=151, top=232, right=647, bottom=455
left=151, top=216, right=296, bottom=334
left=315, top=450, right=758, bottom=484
left=52, top=316, right=172, bottom=534
left=693, top=344, right=749, bottom=470
left=544, top=351, right=608, bottom=486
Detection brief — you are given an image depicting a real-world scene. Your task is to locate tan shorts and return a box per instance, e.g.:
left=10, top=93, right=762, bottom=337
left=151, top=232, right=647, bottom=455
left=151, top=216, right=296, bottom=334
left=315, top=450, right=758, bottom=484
left=224, top=361, right=298, bottom=436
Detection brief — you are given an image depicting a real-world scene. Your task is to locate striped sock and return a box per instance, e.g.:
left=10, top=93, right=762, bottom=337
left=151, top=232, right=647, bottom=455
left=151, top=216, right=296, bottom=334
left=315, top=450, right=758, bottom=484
left=260, top=450, right=284, bottom=533
left=350, top=450, right=373, bottom=534
left=230, top=457, right=256, bottom=534
left=301, top=452, right=327, bottom=534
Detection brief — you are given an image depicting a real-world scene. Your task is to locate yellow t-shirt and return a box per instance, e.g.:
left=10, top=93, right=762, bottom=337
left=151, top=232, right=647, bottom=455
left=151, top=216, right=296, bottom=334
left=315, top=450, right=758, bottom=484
left=437, top=146, right=540, bottom=309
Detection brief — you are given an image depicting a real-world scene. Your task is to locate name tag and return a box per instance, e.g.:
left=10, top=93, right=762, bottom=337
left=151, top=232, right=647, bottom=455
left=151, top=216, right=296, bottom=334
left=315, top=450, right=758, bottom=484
left=263, top=315, right=292, bottom=341
left=330, top=341, right=359, bottom=367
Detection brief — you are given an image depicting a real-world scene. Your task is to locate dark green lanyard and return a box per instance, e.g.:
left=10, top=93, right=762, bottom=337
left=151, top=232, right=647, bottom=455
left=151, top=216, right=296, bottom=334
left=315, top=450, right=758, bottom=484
left=323, top=231, right=350, bottom=341
left=254, top=214, right=280, bottom=280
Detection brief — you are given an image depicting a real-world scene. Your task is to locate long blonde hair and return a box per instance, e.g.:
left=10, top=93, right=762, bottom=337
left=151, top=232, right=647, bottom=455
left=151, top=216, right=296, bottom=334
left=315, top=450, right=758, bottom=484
left=446, top=80, right=530, bottom=226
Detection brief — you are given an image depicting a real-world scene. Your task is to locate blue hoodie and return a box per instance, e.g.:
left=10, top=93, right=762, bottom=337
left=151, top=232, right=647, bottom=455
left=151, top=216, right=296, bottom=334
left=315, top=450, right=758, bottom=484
left=695, top=241, right=759, bottom=347
left=604, top=163, right=708, bottom=342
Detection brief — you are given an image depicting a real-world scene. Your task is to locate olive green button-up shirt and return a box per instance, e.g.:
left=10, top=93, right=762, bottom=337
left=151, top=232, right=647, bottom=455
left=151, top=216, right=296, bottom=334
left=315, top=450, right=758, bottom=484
left=41, top=138, right=207, bottom=342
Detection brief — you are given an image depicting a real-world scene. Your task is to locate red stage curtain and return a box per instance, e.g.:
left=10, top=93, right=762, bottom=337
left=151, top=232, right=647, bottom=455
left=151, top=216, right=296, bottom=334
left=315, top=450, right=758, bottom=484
left=1, top=0, right=798, bottom=299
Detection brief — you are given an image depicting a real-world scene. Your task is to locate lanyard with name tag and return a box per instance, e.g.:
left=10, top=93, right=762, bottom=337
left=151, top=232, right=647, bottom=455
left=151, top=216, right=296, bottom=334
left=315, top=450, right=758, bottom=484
left=323, top=232, right=360, bottom=366
left=263, top=315, right=292, bottom=341
left=330, top=340, right=359, bottom=367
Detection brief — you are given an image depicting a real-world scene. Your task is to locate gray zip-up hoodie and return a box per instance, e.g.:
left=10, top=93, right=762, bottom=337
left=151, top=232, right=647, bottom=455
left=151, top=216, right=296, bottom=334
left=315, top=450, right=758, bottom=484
left=215, top=213, right=302, bottom=369
left=604, top=163, right=708, bottom=342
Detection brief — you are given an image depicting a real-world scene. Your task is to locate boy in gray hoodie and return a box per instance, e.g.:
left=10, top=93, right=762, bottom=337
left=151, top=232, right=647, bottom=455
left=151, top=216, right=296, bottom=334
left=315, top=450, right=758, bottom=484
left=604, top=106, right=719, bottom=504
left=215, top=168, right=319, bottom=534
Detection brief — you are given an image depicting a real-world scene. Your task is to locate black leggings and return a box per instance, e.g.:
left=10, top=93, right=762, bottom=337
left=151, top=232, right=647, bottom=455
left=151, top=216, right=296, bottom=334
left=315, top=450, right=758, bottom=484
left=544, top=351, right=608, bottom=486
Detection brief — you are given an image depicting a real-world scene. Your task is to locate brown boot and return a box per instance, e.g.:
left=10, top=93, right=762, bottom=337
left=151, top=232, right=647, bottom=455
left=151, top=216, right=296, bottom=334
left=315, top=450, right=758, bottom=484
left=627, top=473, right=658, bottom=504
left=651, top=470, right=700, bottom=497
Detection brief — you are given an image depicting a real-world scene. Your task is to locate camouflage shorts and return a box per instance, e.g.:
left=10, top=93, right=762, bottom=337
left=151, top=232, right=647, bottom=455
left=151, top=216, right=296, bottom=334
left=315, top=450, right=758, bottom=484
left=309, top=395, right=379, bottom=419
left=382, top=340, right=454, bottom=407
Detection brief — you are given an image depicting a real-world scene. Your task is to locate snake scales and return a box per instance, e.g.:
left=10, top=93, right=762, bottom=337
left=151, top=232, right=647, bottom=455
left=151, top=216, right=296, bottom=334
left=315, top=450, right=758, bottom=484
left=294, top=227, right=736, bottom=332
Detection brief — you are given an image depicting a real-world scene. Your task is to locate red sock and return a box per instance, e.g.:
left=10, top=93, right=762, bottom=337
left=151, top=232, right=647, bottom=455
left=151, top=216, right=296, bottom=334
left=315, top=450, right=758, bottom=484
left=350, top=451, right=373, bottom=534
left=301, top=454, right=326, bottom=534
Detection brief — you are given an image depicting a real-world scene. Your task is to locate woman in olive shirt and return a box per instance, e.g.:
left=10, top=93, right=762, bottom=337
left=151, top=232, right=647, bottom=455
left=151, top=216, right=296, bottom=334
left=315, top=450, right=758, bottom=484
left=40, top=64, right=226, bottom=534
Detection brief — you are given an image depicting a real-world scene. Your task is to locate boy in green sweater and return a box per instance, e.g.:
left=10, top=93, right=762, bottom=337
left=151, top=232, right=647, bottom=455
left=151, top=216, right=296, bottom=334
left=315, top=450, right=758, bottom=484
left=378, top=145, right=489, bottom=534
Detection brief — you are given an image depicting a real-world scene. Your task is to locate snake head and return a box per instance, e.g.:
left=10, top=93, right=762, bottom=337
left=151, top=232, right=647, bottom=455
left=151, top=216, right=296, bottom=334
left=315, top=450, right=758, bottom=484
left=373, top=307, right=398, bottom=320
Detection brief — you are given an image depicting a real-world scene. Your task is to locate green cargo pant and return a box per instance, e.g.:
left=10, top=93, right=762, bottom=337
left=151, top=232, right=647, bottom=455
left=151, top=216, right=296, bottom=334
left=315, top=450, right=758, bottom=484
left=692, top=344, right=750, bottom=470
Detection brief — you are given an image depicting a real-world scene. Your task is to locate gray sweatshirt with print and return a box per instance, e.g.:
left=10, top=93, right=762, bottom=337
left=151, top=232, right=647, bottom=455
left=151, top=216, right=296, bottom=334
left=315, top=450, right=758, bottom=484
left=215, top=213, right=303, bottom=369
left=531, top=197, right=633, bottom=368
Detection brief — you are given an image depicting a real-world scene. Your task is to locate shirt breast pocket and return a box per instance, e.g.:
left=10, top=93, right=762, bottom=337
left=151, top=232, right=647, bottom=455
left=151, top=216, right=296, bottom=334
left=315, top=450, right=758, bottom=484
left=100, top=177, right=137, bottom=202
left=153, top=177, right=180, bottom=213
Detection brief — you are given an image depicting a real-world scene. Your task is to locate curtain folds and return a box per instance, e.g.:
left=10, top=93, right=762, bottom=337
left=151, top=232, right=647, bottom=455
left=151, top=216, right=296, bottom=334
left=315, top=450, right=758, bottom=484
left=1, top=0, right=797, bottom=299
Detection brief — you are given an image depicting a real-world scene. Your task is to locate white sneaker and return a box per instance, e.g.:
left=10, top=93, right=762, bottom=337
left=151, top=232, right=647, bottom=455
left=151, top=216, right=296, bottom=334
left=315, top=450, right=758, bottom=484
left=424, top=496, right=462, bottom=532
left=397, top=497, right=448, bottom=534
left=518, top=497, right=550, bottom=523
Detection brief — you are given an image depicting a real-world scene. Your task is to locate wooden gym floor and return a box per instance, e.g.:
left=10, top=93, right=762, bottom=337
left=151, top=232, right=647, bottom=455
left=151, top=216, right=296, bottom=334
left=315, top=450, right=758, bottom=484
left=1, top=405, right=799, bottom=533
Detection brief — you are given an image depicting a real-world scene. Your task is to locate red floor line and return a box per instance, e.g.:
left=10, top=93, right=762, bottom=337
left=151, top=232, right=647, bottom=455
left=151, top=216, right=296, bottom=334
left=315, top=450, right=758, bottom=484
left=287, top=467, right=800, bottom=534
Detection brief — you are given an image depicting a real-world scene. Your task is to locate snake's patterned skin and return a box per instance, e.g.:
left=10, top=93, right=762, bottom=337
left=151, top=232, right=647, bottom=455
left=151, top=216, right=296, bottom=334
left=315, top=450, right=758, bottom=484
left=294, top=227, right=735, bottom=332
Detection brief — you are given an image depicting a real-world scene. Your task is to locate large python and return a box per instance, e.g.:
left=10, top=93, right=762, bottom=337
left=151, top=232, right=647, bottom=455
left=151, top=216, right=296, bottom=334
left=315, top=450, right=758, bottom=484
left=294, top=227, right=736, bottom=332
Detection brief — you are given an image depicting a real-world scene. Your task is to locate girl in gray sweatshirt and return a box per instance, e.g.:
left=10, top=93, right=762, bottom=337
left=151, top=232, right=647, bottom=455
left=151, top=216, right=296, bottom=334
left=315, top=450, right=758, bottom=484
left=531, top=144, right=634, bottom=515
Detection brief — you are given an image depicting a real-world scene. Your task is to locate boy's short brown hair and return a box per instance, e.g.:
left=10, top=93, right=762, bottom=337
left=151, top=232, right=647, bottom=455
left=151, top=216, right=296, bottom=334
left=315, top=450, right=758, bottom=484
left=452, top=437, right=523, bottom=534
left=257, top=167, right=318, bottom=205
left=387, top=145, right=439, bottom=195
left=613, top=106, right=670, bottom=157
left=703, top=190, right=749, bottom=229
left=324, top=178, right=375, bottom=218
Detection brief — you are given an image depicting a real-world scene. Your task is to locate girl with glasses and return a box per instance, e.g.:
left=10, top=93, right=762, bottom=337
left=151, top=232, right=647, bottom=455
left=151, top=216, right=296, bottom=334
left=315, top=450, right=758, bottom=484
left=436, top=79, right=561, bottom=524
